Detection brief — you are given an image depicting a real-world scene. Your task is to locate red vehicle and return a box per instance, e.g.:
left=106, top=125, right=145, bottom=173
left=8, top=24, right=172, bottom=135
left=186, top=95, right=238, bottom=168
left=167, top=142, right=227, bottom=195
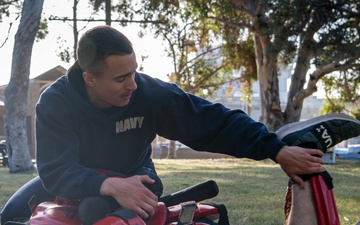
left=29, top=180, right=229, bottom=225
left=26, top=175, right=341, bottom=225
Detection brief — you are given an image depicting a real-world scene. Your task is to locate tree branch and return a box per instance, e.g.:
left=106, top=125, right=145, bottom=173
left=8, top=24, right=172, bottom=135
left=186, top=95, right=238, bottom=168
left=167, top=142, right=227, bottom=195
left=292, top=60, right=360, bottom=107
left=230, top=0, right=257, bottom=18
left=207, top=16, right=256, bottom=33
left=48, top=15, right=165, bottom=24
left=0, top=14, right=20, bottom=48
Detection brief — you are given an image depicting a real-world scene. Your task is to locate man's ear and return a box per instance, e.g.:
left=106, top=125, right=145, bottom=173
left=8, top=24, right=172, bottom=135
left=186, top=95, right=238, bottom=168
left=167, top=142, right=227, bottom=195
left=83, top=71, right=96, bottom=87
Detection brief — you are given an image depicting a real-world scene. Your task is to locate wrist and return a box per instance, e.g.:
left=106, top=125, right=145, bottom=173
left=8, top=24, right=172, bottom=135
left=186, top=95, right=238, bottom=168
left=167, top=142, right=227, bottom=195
left=100, top=177, right=116, bottom=196
left=275, top=146, right=288, bottom=163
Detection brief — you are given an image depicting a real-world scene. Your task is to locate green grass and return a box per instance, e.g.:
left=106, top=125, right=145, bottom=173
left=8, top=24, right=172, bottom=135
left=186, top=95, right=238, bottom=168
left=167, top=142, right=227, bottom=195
left=1, top=158, right=359, bottom=224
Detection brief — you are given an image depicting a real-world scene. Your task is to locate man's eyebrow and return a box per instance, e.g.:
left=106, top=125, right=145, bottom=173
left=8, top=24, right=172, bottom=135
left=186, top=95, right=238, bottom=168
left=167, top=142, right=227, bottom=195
left=113, top=63, right=138, bottom=79
left=117, top=72, right=132, bottom=78
left=114, top=71, right=135, bottom=79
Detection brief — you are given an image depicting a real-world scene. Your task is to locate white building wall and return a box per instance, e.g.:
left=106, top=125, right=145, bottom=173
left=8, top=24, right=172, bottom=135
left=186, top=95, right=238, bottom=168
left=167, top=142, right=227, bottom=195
left=208, top=65, right=324, bottom=122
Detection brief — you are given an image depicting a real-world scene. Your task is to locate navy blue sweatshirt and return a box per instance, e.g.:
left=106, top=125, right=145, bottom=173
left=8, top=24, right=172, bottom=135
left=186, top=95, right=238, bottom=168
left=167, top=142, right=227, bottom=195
left=36, top=61, right=287, bottom=199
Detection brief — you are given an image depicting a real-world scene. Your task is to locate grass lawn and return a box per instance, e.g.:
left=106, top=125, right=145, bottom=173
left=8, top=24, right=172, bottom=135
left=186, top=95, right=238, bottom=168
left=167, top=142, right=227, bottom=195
left=1, top=158, right=359, bottom=224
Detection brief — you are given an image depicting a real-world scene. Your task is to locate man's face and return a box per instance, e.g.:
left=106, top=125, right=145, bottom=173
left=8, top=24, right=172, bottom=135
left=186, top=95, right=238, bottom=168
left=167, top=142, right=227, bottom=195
left=84, top=52, right=138, bottom=108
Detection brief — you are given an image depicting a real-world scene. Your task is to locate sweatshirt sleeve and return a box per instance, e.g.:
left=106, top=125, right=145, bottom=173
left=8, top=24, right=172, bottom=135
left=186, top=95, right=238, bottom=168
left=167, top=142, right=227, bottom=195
left=35, top=98, right=106, bottom=199
left=154, top=83, right=287, bottom=161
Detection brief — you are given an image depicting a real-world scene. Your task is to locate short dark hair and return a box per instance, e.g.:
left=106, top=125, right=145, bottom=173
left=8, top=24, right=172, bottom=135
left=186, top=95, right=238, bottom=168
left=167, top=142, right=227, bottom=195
left=77, top=25, right=134, bottom=74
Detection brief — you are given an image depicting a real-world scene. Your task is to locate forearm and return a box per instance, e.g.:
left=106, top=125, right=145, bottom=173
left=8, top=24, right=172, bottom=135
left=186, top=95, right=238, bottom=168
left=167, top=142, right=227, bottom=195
left=38, top=161, right=106, bottom=198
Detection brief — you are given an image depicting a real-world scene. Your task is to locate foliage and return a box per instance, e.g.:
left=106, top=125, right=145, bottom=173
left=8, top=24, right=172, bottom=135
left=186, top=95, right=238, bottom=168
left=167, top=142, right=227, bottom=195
left=0, top=0, right=21, bottom=22
left=35, top=19, right=49, bottom=41
left=27, top=0, right=360, bottom=127
left=46, top=0, right=254, bottom=98
left=110, top=0, right=257, bottom=99
left=109, top=0, right=360, bottom=128
left=0, top=0, right=48, bottom=47
left=180, top=0, right=360, bottom=128
left=320, top=70, right=360, bottom=119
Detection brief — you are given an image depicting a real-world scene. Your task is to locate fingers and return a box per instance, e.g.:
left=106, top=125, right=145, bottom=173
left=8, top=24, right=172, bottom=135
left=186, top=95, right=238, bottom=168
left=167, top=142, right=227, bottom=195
left=301, top=164, right=326, bottom=174
left=305, top=148, right=325, bottom=157
left=128, top=192, right=157, bottom=219
left=277, top=146, right=328, bottom=188
left=136, top=201, right=157, bottom=219
left=305, top=154, right=324, bottom=167
left=136, top=175, right=158, bottom=202
left=103, top=175, right=159, bottom=219
left=289, top=174, right=304, bottom=189
left=124, top=198, right=157, bottom=220
left=288, top=165, right=325, bottom=189
left=287, top=149, right=326, bottom=188
left=138, top=174, right=156, bottom=185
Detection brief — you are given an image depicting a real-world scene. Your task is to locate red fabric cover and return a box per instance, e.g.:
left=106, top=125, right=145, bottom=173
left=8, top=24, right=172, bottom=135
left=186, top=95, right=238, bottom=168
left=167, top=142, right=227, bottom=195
left=94, top=168, right=124, bottom=178
left=93, top=215, right=145, bottom=225
left=310, top=175, right=340, bottom=225
left=29, top=201, right=81, bottom=225
left=146, top=202, right=168, bottom=225
left=167, top=223, right=212, bottom=225
left=166, top=203, right=219, bottom=223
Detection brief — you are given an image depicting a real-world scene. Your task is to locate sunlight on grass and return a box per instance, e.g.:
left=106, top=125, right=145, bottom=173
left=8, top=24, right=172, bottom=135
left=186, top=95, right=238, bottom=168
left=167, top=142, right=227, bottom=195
left=0, top=171, right=37, bottom=210
left=155, top=158, right=359, bottom=224
left=1, top=158, right=359, bottom=224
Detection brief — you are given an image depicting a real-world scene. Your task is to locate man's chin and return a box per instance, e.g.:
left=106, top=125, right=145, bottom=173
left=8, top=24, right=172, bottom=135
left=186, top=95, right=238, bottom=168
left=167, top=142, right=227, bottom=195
left=114, top=100, right=130, bottom=107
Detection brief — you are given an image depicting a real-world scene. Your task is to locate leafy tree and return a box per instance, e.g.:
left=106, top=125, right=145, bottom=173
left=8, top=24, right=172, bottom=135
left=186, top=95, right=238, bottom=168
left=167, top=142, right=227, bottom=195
left=192, top=0, right=360, bottom=130
left=0, top=0, right=20, bottom=21
left=0, top=0, right=22, bottom=48
left=111, top=0, right=360, bottom=132
left=112, top=0, right=257, bottom=157
left=153, top=3, right=236, bottom=158
left=4, top=0, right=45, bottom=173
left=320, top=69, right=360, bottom=119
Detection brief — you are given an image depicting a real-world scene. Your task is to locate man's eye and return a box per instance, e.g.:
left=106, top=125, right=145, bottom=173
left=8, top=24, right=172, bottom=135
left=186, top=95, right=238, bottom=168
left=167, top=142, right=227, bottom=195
left=116, top=73, right=134, bottom=83
left=116, top=76, right=127, bottom=82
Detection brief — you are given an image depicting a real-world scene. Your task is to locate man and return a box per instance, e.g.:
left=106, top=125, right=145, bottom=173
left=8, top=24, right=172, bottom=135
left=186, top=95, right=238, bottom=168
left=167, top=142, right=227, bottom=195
left=1, top=25, right=360, bottom=225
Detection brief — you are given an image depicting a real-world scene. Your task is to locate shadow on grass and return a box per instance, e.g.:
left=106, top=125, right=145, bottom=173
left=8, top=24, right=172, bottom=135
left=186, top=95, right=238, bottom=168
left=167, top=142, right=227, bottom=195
left=1, top=158, right=358, bottom=225
left=155, top=158, right=360, bottom=225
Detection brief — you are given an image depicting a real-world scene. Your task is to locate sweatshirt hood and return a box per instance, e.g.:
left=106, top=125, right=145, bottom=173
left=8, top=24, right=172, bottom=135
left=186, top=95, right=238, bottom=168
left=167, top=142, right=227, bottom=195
left=66, top=60, right=88, bottom=101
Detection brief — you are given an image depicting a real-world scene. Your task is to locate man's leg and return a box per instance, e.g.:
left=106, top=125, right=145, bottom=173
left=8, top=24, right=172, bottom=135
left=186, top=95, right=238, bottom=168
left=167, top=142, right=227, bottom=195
left=276, top=113, right=360, bottom=151
left=277, top=113, right=360, bottom=225
left=0, top=176, right=55, bottom=224
left=79, top=159, right=163, bottom=225
left=276, top=113, right=360, bottom=184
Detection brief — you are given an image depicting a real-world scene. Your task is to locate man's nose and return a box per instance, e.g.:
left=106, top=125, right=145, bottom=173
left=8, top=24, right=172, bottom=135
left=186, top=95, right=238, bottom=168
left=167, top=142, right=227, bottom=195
left=126, top=76, right=137, bottom=90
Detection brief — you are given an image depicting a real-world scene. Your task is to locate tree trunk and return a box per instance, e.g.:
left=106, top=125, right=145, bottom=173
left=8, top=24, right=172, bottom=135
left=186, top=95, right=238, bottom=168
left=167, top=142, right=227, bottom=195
left=254, top=36, right=284, bottom=131
left=257, top=61, right=284, bottom=131
left=167, top=140, right=177, bottom=159
left=105, top=0, right=111, bottom=25
left=4, top=0, right=44, bottom=173
left=254, top=33, right=316, bottom=130
left=284, top=34, right=314, bottom=124
left=72, top=0, right=79, bottom=60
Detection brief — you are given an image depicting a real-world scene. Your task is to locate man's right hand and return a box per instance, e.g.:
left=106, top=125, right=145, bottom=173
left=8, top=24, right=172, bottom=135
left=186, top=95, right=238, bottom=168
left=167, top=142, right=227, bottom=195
left=276, top=145, right=326, bottom=188
left=100, top=175, right=158, bottom=219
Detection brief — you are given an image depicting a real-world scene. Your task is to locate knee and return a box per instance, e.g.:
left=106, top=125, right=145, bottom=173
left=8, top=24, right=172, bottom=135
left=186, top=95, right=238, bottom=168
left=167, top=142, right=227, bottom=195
left=79, top=196, right=119, bottom=225
left=1, top=200, right=30, bottom=224
left=145, top=172, right=163, bottom=197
